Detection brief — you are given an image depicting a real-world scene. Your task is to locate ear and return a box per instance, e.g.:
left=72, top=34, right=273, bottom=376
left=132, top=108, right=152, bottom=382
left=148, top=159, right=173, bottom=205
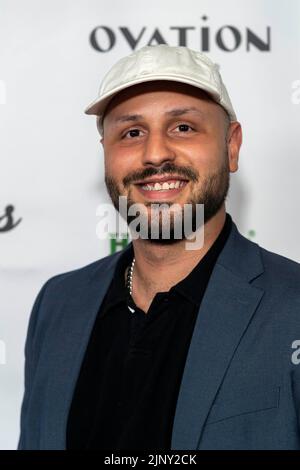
left=227, top=122, right=242, bottom=173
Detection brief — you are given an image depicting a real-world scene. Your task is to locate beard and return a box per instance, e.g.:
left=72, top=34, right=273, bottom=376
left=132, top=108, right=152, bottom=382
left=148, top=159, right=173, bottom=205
left=105, top=156, right=230, bottom=245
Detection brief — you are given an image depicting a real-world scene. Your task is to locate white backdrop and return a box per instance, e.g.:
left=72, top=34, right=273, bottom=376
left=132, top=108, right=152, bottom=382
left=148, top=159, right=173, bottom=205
left=0, top=0, right=299, bottom=449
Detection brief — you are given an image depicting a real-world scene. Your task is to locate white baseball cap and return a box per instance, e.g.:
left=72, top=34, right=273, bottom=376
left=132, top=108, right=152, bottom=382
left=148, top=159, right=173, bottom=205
left=85, top=44, right=237, bottom=135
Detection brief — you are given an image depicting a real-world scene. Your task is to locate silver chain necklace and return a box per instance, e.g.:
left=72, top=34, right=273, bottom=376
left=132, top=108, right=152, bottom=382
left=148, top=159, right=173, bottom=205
left=126, top=257, right=136, bottom=296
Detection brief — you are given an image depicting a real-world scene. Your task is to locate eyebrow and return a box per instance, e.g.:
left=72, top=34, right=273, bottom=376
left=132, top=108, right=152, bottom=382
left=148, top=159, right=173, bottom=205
left=113, top=107, right=206, bottom=124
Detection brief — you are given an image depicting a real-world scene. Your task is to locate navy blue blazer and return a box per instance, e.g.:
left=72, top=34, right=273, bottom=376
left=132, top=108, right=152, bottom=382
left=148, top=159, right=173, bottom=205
left=18, top=220, right=300, bottom=449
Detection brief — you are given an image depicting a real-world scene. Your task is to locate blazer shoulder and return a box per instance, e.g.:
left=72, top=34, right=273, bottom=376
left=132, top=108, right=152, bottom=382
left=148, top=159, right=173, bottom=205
left=25, top=250, right=124, bottom=341
left=44, top=250, right=122, bottom=290
left=259, top=245, right=300, bottom=291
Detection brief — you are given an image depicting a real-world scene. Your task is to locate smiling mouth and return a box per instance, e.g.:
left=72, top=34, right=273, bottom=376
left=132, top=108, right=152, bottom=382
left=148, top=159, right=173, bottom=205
left=134, top=178, right=189, bottom=199
left=138, top=179, right=187, bottom=191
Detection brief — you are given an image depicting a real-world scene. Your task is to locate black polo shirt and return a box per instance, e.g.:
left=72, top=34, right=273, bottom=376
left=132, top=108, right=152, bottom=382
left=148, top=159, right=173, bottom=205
left=67, top=213, right=232, bottom=450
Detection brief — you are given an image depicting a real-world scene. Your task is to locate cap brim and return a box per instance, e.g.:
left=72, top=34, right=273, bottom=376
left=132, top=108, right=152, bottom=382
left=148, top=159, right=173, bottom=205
left=84, top=74, right=221, bottom=117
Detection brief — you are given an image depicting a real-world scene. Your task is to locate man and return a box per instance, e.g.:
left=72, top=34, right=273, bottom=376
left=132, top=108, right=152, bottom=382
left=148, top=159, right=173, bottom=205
left=18, top=45, right=300, bottom=450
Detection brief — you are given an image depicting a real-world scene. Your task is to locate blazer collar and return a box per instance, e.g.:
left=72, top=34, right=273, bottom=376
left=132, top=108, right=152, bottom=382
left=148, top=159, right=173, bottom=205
left=171, top=221, right=265, bottom=449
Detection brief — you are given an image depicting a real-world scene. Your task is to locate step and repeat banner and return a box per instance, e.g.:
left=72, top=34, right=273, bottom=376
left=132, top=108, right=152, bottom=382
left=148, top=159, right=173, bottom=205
left=0, top=0, right=299, bottom=449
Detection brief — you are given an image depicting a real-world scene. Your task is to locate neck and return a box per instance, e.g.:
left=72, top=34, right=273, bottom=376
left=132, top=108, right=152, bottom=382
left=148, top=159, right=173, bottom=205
left=129, top=206, right=226, bottom=313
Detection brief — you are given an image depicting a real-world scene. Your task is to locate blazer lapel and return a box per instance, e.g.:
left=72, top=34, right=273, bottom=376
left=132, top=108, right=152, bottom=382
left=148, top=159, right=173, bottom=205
left=171, top=223, right=265, bottom=450
left=40, top=250, right=125, bottom=449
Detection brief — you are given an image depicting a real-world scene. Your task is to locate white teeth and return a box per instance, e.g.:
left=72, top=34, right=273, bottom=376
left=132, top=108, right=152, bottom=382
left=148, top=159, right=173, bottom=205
left=141, top=180, right=187, bottom=191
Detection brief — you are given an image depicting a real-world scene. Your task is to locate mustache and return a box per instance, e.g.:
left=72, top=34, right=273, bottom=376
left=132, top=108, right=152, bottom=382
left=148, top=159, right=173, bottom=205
left=122, top=162, right=198, bottom=187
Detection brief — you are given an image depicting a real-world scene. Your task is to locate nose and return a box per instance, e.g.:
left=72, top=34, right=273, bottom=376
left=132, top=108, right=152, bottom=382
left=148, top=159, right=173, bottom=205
left=141, top=130, right=176, bottom=167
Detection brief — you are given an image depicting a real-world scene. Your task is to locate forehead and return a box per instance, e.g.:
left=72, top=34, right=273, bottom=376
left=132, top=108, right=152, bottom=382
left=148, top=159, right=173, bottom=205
left=103, top=80, right=221, bottom=122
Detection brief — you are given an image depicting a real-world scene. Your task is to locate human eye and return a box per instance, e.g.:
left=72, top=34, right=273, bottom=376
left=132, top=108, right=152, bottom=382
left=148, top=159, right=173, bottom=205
left=122, top=128, right=144, bottom=139
left=174, top=123, right=194, bottom=133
